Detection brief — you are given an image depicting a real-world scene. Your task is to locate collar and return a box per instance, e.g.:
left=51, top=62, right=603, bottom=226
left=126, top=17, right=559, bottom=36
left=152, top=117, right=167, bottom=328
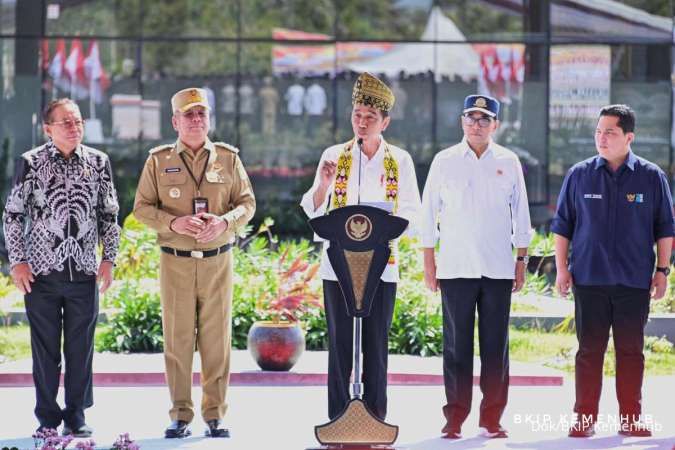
left=176, top=137, right=215, bottom=156
left=356, top=135, right=386, bottom=162
left=47, top=140, right=84, bottom=160
left=461, top=137, right=493, bottom=159
left=594, top=150, right=636, bottom=171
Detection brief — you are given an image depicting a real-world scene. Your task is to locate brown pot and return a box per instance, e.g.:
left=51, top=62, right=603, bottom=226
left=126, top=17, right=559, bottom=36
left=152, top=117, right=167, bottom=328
left=247, top=321, right=305, bottom=371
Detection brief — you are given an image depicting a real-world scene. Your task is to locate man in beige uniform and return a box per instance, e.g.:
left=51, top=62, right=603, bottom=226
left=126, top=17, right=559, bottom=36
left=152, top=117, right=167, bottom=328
left=133, top=88, right=255, bottom=439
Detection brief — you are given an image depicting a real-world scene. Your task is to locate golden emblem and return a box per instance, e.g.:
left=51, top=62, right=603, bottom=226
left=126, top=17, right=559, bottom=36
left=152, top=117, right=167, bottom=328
left=345, top=214, right=372, bottom=242
left=169, top=187, right=181, bottom=199
left=474, top=97, right=487, bottom=108
left=626, top=193, right=636, bottom=202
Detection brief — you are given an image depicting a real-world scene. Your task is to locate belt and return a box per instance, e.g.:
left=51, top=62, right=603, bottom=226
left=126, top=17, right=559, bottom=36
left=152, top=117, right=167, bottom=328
left=161, top=243, right=232, bottom=259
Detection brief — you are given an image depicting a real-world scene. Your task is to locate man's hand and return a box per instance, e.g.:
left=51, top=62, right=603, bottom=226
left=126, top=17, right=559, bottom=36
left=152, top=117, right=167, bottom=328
left=97, top=261, right=114, bottom=294
left=423, top=248, right=439, bottom=292
left=650, top=271, right=668, bottom=300
left=556, top=266, right=574, bottom=297
left=194, top=213, right=228, bottom=243
left=319, top=160, right=337, bottom=189
left=10, top=263, right=34, bottom=294
left=170, top=215, right=206, bottom=237
left=513, top=261, right=525, bottom=293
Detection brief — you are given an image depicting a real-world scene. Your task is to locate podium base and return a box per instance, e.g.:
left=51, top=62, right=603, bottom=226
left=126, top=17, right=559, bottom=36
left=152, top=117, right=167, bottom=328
left=306, top=446, right=399, bottom=450
left=314, top=399, right=398, bottom=446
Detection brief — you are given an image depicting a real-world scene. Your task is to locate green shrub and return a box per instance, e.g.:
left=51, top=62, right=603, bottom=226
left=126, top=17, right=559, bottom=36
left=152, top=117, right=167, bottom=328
left=97, top=280, right=164, bottom=353
left=114, top=214, right=160, bottom=281
left=303, top=307, right=328, bottom=350
left=645, top=336, right=674, bottom=354
left=389, top=277, right=443, bottom=356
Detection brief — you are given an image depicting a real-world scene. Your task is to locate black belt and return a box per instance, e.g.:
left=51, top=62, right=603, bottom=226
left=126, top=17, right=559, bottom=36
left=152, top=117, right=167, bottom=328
left=161, top=243, right=232, bottom=259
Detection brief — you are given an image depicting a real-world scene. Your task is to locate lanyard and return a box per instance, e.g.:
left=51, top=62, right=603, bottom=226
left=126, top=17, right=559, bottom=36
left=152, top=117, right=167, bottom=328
left=179, top=151, right=209, bottom=196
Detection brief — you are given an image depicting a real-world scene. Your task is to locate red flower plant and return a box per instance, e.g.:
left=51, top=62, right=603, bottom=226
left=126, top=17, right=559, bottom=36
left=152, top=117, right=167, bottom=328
left=260, top=247, right=322, bottom=323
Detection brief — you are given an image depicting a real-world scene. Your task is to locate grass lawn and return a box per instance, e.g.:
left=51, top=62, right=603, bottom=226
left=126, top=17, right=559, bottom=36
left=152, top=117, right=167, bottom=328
left=507, top=327, right=675, bottom=376
left=0, top=325, right=109, bottom=363
left=2, top=325, right=673, bottom=376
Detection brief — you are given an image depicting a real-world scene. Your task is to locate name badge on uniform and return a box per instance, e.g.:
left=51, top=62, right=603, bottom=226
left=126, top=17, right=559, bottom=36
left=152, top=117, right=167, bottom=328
left=193, top=197, right=209, bottom=214
left=165, top=167, right=181, bottom=173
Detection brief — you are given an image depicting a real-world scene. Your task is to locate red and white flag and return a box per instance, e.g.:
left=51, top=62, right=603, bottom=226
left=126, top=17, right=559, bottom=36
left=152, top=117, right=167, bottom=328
left=48, top=39, right=69, bottom=92
left=64, top=38, right=88, bottom=99
left=84, top=41, right=110, bottom=104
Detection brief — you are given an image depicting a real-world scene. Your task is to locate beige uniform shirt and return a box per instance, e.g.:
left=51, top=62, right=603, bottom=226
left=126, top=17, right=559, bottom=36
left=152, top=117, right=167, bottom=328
left=133, top=137, right=256, bottom=250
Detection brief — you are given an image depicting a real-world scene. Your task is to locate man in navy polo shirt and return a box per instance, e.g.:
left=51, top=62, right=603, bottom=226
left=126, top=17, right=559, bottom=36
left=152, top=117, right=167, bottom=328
left=552, top=104, right=674, bottom=438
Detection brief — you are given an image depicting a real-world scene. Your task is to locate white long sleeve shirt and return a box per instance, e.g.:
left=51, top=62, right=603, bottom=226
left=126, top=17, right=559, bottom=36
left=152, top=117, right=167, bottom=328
left=421, top=138, right=533, bottom=280
left=301, top=137, right=422, bottom=282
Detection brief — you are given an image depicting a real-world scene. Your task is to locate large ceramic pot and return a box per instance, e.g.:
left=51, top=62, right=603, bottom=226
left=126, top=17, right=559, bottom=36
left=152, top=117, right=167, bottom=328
left=247, top=321, right=305, bottom=371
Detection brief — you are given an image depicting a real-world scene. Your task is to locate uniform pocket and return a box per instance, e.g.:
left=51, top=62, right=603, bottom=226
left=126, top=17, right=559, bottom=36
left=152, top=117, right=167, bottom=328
left=490, top=178, right=512, bottom=205
left=159, top=172, right=188, bottom=186
left=439, top=180, right=466, bottom=212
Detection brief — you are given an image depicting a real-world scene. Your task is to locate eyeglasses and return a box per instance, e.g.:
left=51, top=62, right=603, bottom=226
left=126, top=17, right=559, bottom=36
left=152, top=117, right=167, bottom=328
left=180, top=110, right=208, bottom=121
left=462, top=115, right=493, bottom=128
left=49, top=119, right=85, bottom=129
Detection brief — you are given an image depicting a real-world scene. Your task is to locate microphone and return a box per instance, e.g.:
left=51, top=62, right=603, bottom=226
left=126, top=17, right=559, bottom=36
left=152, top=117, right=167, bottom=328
left=357, top=138, right=363, bottom=205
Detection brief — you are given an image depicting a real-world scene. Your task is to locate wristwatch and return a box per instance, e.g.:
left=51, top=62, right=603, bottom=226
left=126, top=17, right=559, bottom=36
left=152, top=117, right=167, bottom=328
left=516, top=255, right=530, bottom=264
left=656, top=266, right=671, bottom=276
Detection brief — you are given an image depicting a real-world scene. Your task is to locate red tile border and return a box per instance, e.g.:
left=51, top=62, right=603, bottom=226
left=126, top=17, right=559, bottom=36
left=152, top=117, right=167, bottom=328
left=0, top=372, right=562, bottom=387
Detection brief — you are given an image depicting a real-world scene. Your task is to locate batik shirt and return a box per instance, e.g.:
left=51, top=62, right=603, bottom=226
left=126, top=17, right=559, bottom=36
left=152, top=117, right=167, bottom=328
left=2, top=141, right=121, bottom=280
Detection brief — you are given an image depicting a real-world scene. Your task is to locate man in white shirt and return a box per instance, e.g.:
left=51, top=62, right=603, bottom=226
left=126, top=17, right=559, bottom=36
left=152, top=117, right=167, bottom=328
left=421, top=95, right=533, bottom=439
left=301, top=72, right=421, bottom=421
left=285, top=82, right=305, bottom=116
left=304, top=82, right=327, bottom=116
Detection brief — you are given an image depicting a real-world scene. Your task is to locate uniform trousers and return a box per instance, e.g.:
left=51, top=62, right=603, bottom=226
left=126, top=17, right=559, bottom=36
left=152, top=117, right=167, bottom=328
left=25, top=275, right=98, bottom=429
left=572, top=284, right=650, bottom=422
left=440, top=277, right=512, bottom=429
left=323, top=280, right=396, bottom=420
left=159, top=250, right=233, bottom=423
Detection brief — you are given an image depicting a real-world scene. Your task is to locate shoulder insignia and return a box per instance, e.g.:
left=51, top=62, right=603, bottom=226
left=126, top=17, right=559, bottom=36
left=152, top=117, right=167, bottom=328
left=213, top=142, right=240, bottom=154
left=148, top=144, right=173, bottom=155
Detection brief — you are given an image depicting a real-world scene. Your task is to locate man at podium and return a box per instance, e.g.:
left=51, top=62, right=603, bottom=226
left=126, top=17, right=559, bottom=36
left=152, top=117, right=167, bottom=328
left=300, top=72, right=422, bottom=421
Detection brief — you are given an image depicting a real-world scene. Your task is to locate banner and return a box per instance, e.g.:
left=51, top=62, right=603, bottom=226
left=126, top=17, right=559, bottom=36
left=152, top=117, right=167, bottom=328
left=550, top=45, right=611, bottom=125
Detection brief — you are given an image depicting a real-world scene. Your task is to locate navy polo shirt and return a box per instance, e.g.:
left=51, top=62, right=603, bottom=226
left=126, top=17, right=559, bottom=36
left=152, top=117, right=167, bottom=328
left=551, top=152, right=675, bottom=289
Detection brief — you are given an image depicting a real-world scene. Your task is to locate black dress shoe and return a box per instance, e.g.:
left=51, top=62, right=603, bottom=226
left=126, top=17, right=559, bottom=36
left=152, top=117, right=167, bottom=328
left=568, top=419, right=595, bottom=438
left=165, top=420, right=191, bottom=439
left=62, top=424, right=93, bottom=437
left=480, top=424, right=508, bottom=438
left=441, top=422, right=462, bottom=439
left=205, top=419, right=230, bottom=438
left=619, top=420, right=652, bottom=437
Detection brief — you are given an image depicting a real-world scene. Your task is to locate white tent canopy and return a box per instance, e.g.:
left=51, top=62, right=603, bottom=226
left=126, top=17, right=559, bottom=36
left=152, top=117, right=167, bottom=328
left=346, top=7, right=480, bottom=82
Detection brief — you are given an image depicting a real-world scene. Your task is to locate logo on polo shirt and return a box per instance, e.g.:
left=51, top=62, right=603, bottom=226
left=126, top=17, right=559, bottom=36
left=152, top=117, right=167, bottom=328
left=583, top=194, right=602, bottom=199
left=627, top=193, right=644, bottom=203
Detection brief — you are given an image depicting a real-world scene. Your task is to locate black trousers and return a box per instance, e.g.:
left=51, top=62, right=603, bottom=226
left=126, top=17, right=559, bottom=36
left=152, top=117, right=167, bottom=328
left=323, top=280, right=396, bottom=420
left=572, top=284, right=650, bottom=421
left=24, top=275, right=98, bottom=429
left=440, top=277, right=512, bottom=429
